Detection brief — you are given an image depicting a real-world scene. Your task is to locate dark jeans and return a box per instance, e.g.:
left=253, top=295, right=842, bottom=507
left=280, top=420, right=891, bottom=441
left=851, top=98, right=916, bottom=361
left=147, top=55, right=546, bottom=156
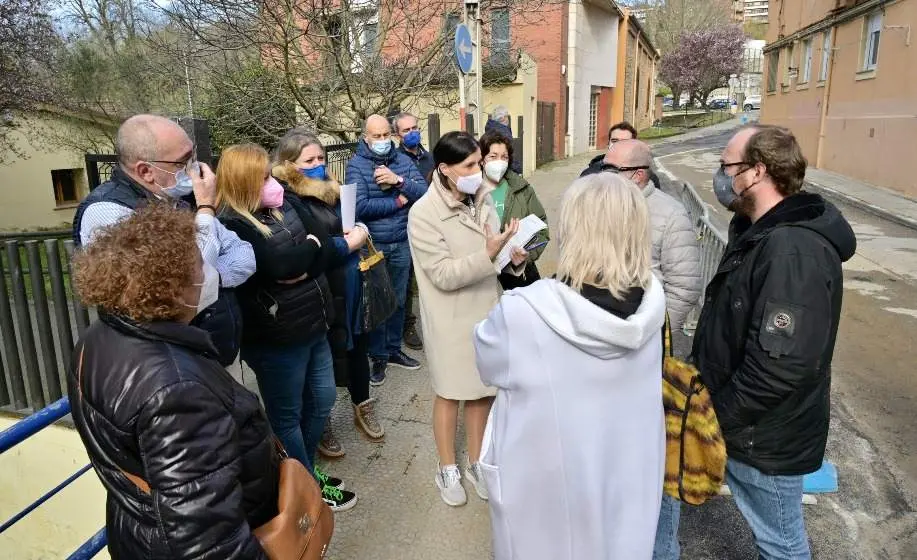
left=241, top=334, right=336, bottom=476
left=404, top=266, right=418, bottom=330
left=368, top=240, right=411, bottom=361
left=347, top=333, right=370, bottom=404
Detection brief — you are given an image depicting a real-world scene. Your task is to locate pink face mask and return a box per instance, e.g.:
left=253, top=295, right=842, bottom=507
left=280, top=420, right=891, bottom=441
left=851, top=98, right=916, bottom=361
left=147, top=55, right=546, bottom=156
left=260, top=177, right=285, bottom=208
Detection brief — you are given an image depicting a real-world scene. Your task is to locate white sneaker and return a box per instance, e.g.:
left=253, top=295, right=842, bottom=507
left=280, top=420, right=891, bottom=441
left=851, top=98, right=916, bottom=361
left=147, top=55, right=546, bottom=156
left=465, top=463, right=489, bottom=501
left=435, top=464, right=467, bottom=507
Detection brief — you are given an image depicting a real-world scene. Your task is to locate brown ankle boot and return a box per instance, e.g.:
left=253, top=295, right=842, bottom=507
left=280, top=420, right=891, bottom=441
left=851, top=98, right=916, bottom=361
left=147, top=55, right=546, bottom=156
left=353, top=398, right=385, bottom=440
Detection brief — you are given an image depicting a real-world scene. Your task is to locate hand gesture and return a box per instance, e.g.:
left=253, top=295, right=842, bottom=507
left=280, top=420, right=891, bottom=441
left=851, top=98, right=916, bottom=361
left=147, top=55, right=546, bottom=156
left=193, top=162, right=217, bottom=207
left=344, top=227, right=369, bottom=252
left=510, top=246, right=528, bottom=266
left=485, top=218, right=519, bottom=260
left=374, top=166, right=400, bottom=186
left=397, top=194, right=409, bottom=206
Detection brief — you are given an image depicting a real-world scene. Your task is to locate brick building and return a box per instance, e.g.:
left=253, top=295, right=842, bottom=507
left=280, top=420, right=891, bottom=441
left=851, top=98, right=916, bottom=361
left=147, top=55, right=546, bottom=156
left=761, top=0, right=916, bottom=196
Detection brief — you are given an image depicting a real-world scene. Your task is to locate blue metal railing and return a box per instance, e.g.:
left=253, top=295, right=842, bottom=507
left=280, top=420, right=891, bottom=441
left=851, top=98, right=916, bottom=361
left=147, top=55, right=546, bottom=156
left=0, top=396, right=107, bottom=559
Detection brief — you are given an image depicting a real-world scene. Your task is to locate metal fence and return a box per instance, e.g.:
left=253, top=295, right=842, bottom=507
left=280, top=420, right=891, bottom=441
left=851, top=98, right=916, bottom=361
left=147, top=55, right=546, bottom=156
left=326, top=142, right=358, bottom=184
left=677, top=181, right=728, bottom=333
left=1, top=239, right=89, bottom=413
left=0, top=397, right=107, bottom=558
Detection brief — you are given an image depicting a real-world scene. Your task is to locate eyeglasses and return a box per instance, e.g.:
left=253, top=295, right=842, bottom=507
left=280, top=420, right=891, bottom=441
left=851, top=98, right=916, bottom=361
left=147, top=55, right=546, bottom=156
left=719, top=161, right=752, bottom=173
left=599, top=163, right=649, bottom=174
left=149, top=158, right=197, bottom=174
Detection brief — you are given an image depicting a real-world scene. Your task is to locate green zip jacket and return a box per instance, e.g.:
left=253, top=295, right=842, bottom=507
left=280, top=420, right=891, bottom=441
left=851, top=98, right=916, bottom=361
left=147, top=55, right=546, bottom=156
left=498, top=170, right=550, bottom=263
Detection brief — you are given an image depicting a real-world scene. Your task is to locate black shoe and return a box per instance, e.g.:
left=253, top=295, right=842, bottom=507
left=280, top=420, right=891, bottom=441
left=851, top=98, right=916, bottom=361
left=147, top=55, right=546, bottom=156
left=322, top=485, right=358, bottom=512
left=403, top=324, right=423, bottom=350
left=314, top=466, right=344, bottom=489
left=370, top=360, right=387, bottom=386
left=388, top=350, right=421, bottom=371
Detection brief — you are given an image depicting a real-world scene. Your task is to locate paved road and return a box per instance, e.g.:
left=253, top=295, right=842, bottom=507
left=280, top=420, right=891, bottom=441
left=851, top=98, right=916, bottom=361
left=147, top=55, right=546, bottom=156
left=655, top=125, right=917, bottom=559
left=225, top=123, right=917, bottom=559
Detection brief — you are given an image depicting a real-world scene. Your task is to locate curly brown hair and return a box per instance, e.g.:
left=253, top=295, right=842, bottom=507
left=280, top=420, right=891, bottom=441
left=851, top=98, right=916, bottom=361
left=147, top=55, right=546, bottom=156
left=73, top=203, right=199, bottom=322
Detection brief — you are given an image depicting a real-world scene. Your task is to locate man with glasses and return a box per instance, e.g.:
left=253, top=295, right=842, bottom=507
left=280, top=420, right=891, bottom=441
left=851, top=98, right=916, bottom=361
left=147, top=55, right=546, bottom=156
left=653, top=126, right=856, bottom=560
left=582, top=139, right=701, bottom=331
left=582, top=121, right=661, bottom=189
left=73, top=114, right=255, bottom=366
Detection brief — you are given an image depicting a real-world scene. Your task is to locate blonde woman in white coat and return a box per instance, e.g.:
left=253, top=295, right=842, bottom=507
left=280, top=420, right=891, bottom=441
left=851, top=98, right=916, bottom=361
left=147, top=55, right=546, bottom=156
left=474, top=173, right=667, bottom=559
left=408, top=131, right=525, bottom=507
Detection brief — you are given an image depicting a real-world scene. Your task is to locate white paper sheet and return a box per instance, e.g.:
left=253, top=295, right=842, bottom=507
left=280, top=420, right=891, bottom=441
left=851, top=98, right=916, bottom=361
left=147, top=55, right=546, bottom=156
left=494, top=214, right=548, bottom=272
left=339, top=183, right=357, bottom=231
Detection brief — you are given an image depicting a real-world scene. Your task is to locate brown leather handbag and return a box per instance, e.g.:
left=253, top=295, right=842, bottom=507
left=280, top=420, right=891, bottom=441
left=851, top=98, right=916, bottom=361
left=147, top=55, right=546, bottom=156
left=77, top=349, right=334, bottom=559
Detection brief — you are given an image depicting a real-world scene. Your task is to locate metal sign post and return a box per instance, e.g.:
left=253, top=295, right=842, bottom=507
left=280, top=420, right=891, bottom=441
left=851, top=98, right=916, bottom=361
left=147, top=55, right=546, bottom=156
left=454, top=22, right=473, bottom=132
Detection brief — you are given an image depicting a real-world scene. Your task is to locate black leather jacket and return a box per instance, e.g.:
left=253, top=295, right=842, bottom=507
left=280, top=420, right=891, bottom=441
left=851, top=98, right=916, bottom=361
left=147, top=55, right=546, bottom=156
left=67, top=313, right=279, bottom=559
left=692, top=194, right=856, bottom=475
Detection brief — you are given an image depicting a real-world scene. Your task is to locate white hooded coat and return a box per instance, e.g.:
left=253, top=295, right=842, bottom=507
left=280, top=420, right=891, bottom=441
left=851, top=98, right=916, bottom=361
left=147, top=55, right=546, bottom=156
left=473, top=276, right=667, bottom=560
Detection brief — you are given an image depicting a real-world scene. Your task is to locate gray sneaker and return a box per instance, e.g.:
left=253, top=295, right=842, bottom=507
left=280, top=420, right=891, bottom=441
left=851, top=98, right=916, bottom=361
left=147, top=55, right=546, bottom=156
left=465, top=462, right=489, bottom=501
left=435, top=464, right=467, bottom=507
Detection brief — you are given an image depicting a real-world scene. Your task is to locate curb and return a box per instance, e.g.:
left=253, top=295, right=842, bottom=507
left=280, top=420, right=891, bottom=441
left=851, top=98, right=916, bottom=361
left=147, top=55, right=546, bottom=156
left=804, top=180, right=917, bottom=233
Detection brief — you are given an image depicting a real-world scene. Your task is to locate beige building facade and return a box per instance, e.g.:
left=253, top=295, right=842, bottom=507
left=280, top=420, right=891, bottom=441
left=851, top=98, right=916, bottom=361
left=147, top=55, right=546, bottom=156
left=0, top=110, right=115, bottom=231
left=761, top=0, right=916, bottom=197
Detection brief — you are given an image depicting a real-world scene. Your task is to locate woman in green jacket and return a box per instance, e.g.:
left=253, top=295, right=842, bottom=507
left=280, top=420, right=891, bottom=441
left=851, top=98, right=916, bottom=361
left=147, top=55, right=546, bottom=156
left=479, top=130, right=550, bottom=289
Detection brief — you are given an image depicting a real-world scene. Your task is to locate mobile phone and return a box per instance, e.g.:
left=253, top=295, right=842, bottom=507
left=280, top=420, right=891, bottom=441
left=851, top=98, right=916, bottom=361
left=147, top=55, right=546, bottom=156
left=524, top=240, right=548, bottom=251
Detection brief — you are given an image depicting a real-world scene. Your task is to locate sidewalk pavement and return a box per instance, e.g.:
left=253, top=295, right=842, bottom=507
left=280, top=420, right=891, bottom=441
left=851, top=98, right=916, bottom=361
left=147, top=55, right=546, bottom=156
left=805, top=168, right=917, bottom=231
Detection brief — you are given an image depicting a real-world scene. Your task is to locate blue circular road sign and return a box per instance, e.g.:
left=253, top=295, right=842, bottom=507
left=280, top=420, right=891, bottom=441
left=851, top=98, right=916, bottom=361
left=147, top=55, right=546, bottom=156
left=454, top=24, right=473, bottom=74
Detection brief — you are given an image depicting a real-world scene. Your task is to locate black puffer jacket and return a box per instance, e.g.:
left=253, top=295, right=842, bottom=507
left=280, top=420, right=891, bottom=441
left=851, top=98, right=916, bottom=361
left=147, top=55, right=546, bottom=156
left=220, top=194, right=336, bottom=346
left=691, top=193, right=856, bottom=475
left=275, top=168, right=352, bottom=386
left=67, top=313, right=279, bottom=559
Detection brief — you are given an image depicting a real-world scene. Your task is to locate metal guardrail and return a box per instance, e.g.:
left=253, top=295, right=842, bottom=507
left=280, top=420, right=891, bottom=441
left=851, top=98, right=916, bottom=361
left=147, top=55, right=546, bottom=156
left=677, top=181, right=727, bottom=334
left=0, top=397, right=107, bottom=558
left=1, top=238, right=87, bottom=413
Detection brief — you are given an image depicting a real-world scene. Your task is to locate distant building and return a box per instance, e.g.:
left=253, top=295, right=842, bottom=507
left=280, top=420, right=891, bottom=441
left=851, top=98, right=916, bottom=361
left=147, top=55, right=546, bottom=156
left=762, top=0, right=916, bottom=196
left=0, top=108, right=116, bottom=231
left=742, top=0, right=769, bottom=22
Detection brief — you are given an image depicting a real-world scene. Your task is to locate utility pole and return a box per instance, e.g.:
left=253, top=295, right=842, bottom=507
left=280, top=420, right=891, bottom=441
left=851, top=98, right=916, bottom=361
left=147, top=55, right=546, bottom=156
left=465, top=0, right=482, bottom=134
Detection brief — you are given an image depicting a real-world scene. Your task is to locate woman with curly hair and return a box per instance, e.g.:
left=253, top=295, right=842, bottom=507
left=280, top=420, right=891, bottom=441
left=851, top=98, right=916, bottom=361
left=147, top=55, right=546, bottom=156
left=67, top=203, right=280, bottom=559
left=215, top=143, right=357, bottom=512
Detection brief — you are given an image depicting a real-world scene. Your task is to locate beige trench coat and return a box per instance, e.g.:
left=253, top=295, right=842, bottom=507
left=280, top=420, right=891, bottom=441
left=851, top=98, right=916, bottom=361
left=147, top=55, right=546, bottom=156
left=408, top=175, right=512, bottom=400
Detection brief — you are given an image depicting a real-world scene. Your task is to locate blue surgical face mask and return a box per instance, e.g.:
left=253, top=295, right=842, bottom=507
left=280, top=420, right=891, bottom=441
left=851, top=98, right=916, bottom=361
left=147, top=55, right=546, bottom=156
left=370, top=140, right=391, bottom=156
left=402, top=130, right=422, bottom=149
left=301, top=164, right=327, bottom=180
left=160, top=168, right=194, bottom=198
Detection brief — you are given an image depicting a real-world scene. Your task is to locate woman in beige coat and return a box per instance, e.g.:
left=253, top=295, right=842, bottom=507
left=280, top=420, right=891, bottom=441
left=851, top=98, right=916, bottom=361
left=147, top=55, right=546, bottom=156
left=408, top=131, right=524, bottom=507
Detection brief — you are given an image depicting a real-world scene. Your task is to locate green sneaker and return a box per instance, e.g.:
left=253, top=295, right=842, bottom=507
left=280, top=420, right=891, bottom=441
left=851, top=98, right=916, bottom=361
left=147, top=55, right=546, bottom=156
left=322, top=484, right=358, bottom=513
left=314, top=466, right=344, bottom=490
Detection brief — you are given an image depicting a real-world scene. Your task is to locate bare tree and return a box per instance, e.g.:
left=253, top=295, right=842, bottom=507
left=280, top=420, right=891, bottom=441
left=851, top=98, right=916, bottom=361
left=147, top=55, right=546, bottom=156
left=0, top=0, right=59, bottom=162
left=162, top=0, right=553, bottom=141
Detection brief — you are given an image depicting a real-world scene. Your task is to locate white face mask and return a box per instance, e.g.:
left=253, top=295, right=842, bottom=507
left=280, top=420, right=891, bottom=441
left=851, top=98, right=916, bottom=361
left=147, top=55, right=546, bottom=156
left=185, top=262, right=220, bottom=315
left=453, top=171, right=483, bottom=195
left=484, top=160, right=508, bottom=182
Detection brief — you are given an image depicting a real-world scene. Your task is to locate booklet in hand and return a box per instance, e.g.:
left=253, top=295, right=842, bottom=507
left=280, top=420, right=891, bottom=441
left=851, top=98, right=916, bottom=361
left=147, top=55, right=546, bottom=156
left=494, top=214, right=547, bottom=272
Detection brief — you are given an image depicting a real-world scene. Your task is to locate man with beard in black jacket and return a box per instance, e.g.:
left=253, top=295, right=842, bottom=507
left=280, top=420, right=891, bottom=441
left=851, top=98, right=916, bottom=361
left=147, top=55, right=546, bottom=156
left=652, top=125, right=856, bottom=560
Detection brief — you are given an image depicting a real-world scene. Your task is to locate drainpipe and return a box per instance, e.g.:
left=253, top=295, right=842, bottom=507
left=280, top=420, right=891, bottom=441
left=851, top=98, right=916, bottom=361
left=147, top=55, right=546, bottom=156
left=815, top=28, right=838, bottom=169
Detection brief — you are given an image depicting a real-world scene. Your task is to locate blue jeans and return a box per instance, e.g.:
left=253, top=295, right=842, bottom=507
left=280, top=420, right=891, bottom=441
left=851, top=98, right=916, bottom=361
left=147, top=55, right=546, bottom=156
left=368, top=240, right=411, bottom=361
left=652, top=458, right=811, bottom=560
left=653, top=494, right=681, bottom=560
left=242, top=335, right=337, bottom=476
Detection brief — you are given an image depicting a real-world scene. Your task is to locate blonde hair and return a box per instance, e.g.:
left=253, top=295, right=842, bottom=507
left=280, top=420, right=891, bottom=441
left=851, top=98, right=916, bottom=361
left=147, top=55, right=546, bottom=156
left=216, top=144, right=279, bottom=237
left=555, top=173, right=653, bottom=298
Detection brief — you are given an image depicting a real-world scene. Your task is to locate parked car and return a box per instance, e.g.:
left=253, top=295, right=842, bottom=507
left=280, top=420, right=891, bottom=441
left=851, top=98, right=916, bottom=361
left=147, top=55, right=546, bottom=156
left=743, top=95, right=761, bottom=111
left=708, top=99, right=729, bottom=110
